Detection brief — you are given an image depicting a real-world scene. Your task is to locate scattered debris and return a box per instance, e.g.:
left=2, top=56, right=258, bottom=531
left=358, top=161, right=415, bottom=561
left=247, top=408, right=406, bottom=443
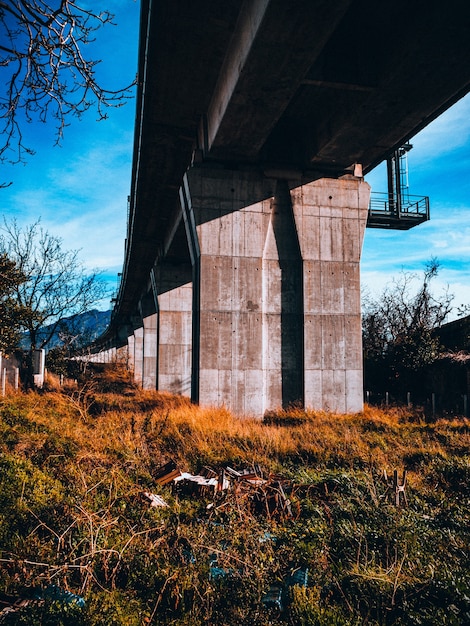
left=152, top=460, right=295, bottom=520
left=251, top=480, right=293, bottom=519
left=0, top=585, right=85, bottom=620
left=154, top=460, right=181, bottom=485
left=151, top=461, right=412, bottom=518
left=143, top=492, right=169, bottom=508
left=0, top=593, right=34, bottom=620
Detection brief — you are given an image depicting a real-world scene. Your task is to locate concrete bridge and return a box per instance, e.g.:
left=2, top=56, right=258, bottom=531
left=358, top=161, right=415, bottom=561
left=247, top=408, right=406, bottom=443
left=95, top=0, right=470, bottom=416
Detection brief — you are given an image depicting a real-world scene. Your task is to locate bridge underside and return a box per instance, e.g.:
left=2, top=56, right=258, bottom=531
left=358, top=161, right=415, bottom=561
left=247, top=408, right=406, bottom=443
left=95, top=0, right=470, bottom=416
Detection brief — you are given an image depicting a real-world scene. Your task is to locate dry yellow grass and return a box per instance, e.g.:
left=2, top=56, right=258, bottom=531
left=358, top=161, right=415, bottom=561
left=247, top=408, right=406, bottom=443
left=1, top=366, right=469, bottom=625
left=5, top=372, right=468, bottom=489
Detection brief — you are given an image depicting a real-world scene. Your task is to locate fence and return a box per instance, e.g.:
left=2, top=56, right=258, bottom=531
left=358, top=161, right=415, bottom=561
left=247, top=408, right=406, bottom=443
left=365, top=389, right=469, bottom=418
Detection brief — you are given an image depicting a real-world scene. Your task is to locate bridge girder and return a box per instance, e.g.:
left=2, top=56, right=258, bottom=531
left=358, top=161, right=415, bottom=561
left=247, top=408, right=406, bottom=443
left=105, top=0, right=470, bottom=340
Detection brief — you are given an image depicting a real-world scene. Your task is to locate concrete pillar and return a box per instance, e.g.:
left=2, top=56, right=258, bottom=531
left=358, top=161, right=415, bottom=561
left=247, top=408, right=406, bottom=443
left=133, top=327, right=144, bottom=387
left=142, top=313, right=158, bottom=389
left=33, top=349, right=45, bottom=388
left=116, top=345, right=128, bottom=365
left=291, top=176, right=370, bottom=413
left=181, top=168, right=275, bottom=415
left=158, top=284, right=192, bottom=396
left=127, top=334, right=135, bottom=374
left=180, top=167, right=369, bottom=416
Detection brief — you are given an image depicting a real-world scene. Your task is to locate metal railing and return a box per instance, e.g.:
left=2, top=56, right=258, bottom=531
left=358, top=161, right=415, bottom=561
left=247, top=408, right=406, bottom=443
left=367, top=192, right=429, bottom=229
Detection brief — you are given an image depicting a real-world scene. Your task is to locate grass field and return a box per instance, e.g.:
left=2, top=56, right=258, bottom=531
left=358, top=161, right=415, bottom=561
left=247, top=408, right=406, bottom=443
left=0, top=366, right=469, bottom=625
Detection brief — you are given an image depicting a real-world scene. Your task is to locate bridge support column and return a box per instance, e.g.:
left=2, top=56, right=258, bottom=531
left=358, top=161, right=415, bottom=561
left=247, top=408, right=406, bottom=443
left=181, top=168, right=275, bottom=415
left=116, top=345, right=128, bottom=365
left=158, top=284, right=192, bottom=396
left=291, top=176, right=370, bottom=412
left=181, top=168, right=369, bottom=416
left=127, top=334, right=135, bottom=375
left=142, top=313, right=158, bottom=389
left=133, top=326, right=144, bottom=387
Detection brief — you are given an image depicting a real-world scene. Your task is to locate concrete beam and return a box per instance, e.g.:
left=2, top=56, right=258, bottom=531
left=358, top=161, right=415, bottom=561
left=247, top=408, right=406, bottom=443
left=204, top=0, right=352, bottom=161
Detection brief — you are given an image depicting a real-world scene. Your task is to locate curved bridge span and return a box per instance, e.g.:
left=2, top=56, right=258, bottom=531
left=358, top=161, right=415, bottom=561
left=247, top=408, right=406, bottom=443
left=94, top=0, right=470, bottom=416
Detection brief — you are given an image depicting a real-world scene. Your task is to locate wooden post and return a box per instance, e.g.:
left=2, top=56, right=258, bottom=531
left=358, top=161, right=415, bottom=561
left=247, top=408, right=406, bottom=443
left=383, top=469, right=408, bottom=507
left=393, top=470, right=408, bottom=507
left=407, top=392, right=411, bottom=407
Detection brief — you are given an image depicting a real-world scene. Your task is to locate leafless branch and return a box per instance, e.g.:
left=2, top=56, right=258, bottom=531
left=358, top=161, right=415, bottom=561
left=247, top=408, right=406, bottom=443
left=0, top=0, right=135, bottom=163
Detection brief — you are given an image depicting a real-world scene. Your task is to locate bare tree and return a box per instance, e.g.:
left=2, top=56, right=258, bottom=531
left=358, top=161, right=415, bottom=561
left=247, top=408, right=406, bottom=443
left=0, top=218, right=109, bottom=353
left=0, top=0, right=135, bottom=164
left=362, top=259, right=454, bottom=400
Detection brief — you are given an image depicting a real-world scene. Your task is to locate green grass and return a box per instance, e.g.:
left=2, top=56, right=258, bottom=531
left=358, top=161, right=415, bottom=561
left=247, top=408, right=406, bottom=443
left=0, top=368, right=469, bottom=625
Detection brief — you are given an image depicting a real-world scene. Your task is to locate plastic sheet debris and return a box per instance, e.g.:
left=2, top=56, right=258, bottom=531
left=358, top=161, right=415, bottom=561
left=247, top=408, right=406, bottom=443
left=287, top=567, right=308, bottom=589
left=262, top=585, right=283, bottom=612
left=33, top=585, right=85, bottom=607
left=143, top=492, right=169, bottom=508
left=182, top=548, right=196, bottom=564
left=209, top=566, right=236, bottom=580
left=0, top=585, right=85, bottom=619
left=209, top=550, right=234, bottom=581
left=262, top=568, right=308, bottom=614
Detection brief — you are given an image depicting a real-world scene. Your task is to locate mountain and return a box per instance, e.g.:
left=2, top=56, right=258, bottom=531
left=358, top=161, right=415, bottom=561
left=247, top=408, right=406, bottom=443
left=21, top=309, right=111, bottom=351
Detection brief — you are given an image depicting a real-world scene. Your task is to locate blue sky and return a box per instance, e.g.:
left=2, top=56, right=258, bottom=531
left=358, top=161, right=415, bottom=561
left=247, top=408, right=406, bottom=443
left=1, top=1, right=469, bottom=319
left=0, top=0, right=140, bottom=301
left=363, top=93, right=470, bottom=319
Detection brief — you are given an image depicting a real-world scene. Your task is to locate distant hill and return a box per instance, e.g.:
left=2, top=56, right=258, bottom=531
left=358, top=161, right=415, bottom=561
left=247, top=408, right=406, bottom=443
left=21, top=309, right=111, bottom=351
